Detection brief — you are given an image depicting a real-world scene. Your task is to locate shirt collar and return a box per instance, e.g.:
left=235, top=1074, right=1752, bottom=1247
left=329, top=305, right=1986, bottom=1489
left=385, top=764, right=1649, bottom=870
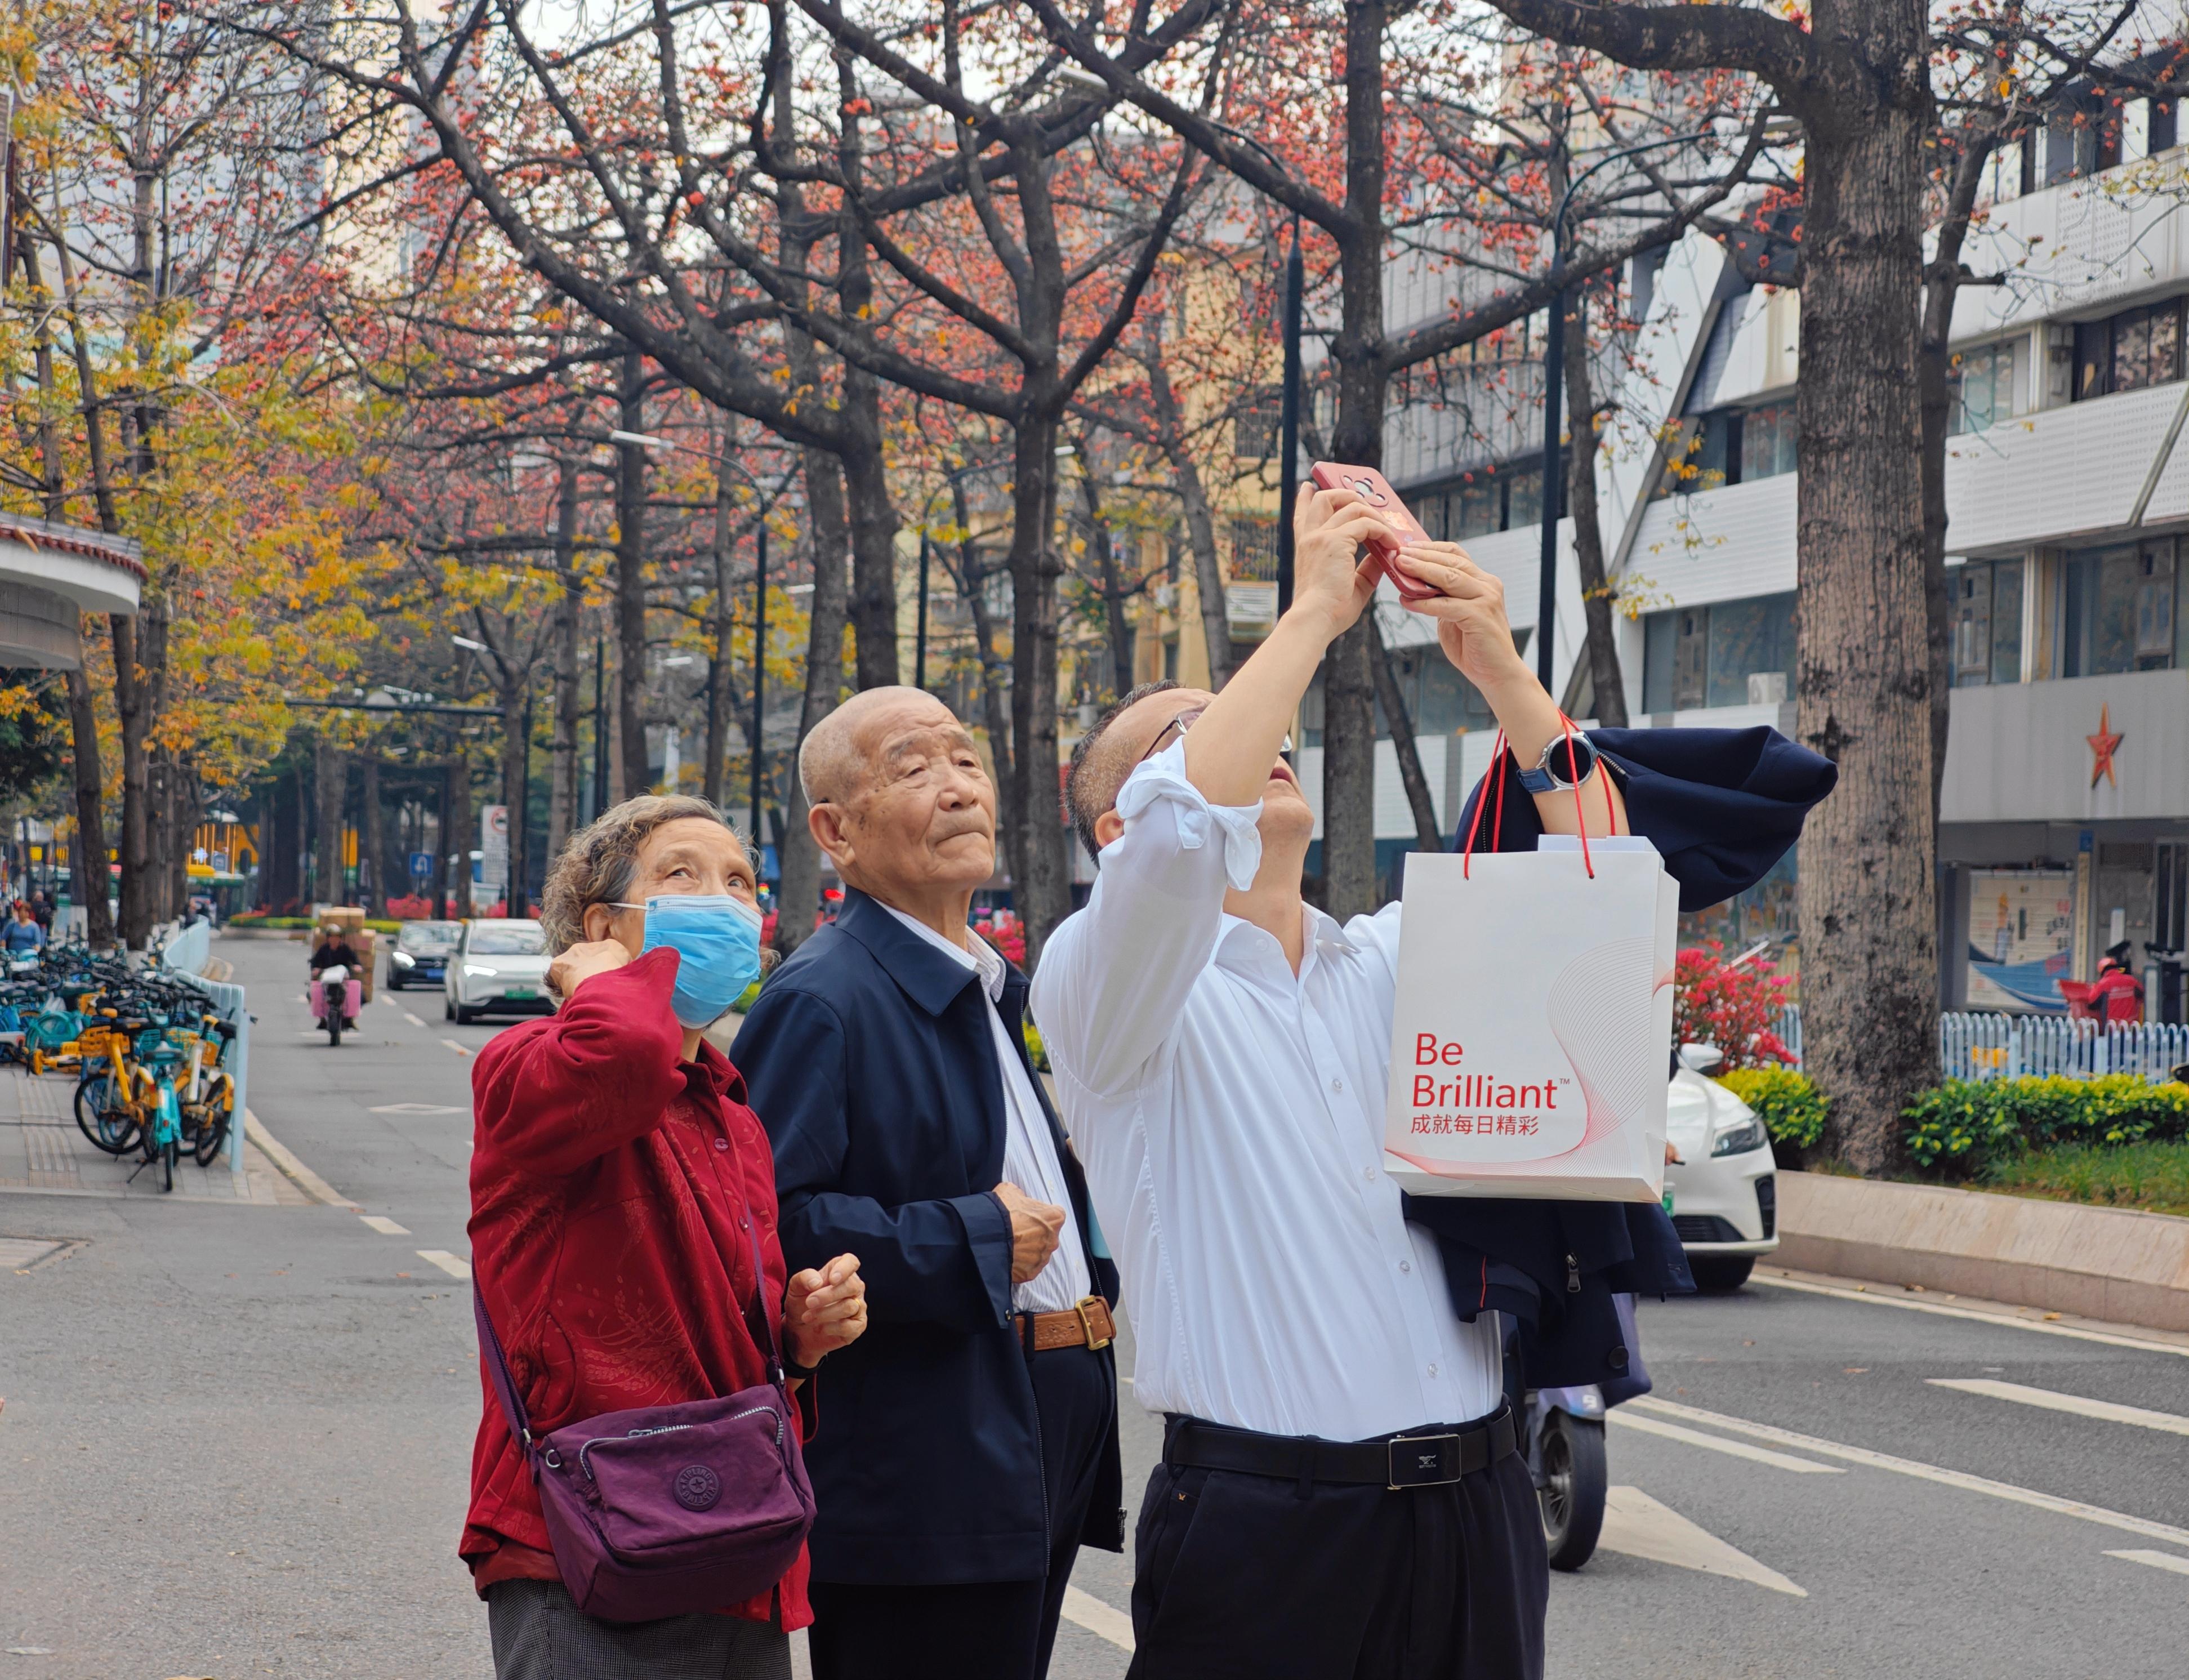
left=877, top=901, right=1006, bottom=1002
left=1215, top=900, right=1358, bottom=968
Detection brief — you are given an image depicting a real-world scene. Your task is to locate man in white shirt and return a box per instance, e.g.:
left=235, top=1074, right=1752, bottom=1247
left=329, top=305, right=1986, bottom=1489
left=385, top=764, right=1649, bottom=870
left=736, top=687, right=1123, bottom=1680
left=1032, top=485, right=1626, bottom=1679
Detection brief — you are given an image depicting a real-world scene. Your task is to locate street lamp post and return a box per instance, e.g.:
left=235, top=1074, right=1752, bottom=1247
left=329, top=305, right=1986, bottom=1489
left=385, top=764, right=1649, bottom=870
left=1535, top=128, right=1722, bottom=690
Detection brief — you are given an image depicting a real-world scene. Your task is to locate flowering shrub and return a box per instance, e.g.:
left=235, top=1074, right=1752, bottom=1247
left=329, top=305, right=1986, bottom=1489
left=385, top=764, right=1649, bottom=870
left=1673, top=941, right=1794, bottom=1068
left=975, top=908, right=1027, bottom=968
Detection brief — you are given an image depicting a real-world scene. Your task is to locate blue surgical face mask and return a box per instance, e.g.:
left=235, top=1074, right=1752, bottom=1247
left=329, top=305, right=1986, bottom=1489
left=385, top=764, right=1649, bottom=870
left=612, top=894, right=765, bottom=1028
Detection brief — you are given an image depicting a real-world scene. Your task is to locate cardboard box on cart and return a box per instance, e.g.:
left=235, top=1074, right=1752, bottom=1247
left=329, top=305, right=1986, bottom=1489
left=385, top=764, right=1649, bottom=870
left=1382, top=837, right=1679, bottom=1203
left=294, top=904, right=379, bottom=1003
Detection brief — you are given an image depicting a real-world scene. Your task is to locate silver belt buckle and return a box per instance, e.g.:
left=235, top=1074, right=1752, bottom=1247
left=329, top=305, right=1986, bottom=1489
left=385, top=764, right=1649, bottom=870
left=1386, top=1432, right=1464, bottom=1489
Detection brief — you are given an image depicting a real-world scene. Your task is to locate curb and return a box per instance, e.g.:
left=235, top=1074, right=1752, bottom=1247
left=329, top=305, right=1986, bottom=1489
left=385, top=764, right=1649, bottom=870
left=1776, top=1170, right=2189, bottom=1333
left=243, top=1110, right=358, bottom=1209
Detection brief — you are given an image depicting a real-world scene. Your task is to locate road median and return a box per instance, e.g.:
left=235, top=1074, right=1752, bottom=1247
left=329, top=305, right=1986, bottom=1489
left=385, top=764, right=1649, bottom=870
left=1776, top=1169, right=2189, bottom=1331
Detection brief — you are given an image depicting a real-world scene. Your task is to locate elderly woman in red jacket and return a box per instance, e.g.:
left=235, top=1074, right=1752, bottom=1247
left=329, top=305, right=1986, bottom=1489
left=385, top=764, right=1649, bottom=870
left=463, top=795, right=867, bottom=1679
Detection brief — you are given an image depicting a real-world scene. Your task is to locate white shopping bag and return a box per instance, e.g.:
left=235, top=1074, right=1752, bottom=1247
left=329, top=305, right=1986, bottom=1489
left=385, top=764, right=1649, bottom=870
left=1381, top=835, right=1678, bottom=1202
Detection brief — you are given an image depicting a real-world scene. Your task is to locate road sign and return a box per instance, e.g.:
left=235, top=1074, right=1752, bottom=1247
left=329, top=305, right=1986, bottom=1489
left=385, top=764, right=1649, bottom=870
left=480, top=805, right=509, bottom=892
left=409, top=851, right=433, bottom=880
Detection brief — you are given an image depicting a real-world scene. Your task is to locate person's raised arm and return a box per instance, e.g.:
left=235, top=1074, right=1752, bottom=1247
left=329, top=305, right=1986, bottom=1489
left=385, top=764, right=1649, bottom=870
left=1388, top=545, right=1629, bottom=839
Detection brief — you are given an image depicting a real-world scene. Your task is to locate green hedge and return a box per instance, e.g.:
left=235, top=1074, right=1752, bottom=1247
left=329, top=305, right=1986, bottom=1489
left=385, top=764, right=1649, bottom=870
left=1718, top=1067, right=1829, bottom=1156
left=1902, top=1075, right=2189, bottom=1177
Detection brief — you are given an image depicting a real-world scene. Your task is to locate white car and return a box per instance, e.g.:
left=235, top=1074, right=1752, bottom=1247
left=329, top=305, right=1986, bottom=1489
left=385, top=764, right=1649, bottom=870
left=445, top=920, right=554, bottom=1024
left=1663, top=1045, right=1778, bottom=1291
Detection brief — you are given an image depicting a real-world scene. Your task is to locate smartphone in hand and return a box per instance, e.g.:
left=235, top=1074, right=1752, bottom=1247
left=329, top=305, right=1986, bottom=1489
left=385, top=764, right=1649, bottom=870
left=1308, top=462, right=1440, bottom=601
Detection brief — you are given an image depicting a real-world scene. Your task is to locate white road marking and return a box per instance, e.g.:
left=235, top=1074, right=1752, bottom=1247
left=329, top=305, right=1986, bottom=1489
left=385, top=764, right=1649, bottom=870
left=1928, top=1376, right=2189, bottom=1437
left=1597, top=1486, right=1806, bottom=1596
left=442, top=1039, right=472, bottom=1056
left=417, top=1249, right=472, bottom=1279
left=243, top=1111, right=356, bottom=1209
left=402, top=1012, right=426, bottom=1028
left=1060, top=1585, right=1134, bottom=1651
left=1753, top=1271, right=2189, bottom=1359
left=1631, top=1396, right=2189, bottom=1549
left=369, top=1102, right=465, bottom=1116
left=2107, top=1549, right=2189, bottom=1576
left=1608, top=1409, right=1843, bottom=1473
left=359, top=1215, right=411, bottom=1236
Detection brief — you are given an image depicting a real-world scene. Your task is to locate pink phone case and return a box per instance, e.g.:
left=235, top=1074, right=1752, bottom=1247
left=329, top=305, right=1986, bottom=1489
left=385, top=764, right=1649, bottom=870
left=1308, top=462, right=1440, bottom=600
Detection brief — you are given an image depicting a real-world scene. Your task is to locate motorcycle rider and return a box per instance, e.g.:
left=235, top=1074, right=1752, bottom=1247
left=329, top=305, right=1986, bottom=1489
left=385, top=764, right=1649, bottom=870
left=310, top=923, right=363, bottom=1026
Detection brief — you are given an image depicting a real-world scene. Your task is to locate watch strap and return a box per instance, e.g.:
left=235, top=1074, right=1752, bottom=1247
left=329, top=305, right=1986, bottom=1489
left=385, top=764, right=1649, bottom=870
left=1517, top=733, right=1598, bottom=794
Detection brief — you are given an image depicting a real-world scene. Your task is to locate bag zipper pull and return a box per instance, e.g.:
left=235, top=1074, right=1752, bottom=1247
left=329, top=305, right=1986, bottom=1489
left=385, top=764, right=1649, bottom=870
left=1566, top=1253, right=1581, bottom=1294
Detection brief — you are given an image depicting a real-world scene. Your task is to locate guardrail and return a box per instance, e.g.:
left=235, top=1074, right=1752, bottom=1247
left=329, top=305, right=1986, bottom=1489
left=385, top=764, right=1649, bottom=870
left=1938, top=1012, right=2189, bottom=1082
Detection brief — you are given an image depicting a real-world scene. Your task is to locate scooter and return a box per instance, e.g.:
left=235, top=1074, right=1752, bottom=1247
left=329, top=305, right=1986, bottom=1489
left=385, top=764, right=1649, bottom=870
left=1521, top=1291, right=1653, bottom=1571
left=311, top=964, right=362, bottom=1046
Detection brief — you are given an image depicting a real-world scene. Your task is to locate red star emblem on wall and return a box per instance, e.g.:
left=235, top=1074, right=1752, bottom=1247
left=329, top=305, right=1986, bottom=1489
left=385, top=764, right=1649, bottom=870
left=2088, top=703, right=2124, bottom=789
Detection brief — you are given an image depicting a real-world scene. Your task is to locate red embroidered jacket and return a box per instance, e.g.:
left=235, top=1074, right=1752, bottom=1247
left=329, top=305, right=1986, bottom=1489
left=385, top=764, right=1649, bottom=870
left=460, top=948, right=813, bottom=1628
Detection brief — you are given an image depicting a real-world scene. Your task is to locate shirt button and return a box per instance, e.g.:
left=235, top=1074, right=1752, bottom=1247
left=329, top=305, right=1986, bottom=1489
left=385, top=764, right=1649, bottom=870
left=1427, top=1362, right=1439, bottom=1378
left=714, top=1138, right=729, bottom=1151
left=1330, top=1078, right=1344, bottom=1093
left=1363, top=1166, right=1378, bottom=1182
left=1399, top=1259, right=1412, bottom=1273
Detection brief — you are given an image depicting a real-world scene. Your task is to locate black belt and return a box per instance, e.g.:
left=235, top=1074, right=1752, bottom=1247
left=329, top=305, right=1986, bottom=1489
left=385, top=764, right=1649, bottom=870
left=1163, top=1406, right=1518, bottom=1491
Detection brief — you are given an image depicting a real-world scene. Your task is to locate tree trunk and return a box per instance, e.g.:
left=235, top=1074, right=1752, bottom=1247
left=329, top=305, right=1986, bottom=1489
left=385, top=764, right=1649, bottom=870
left=1564, top=298, right=1629, bottom=728
left=954, top=484, right=1018, bottom=805
left=1798, top=81, right=1939, bottom=1174
left=776, top=451, right=851, bottom=956
left=376, top=765, right=405, bottom=912
left=1367, top=616, right=1444, bottom=858
left=1145, top=334, right=1234, bottom=689
left=1919, top=136, right=1994, bottom=817
left=359, top=755, right=383, bottom=916
left=315, top=735, right=346, bottom=910
left=1319, top=0, right=1390, bottom=923
left=1078, top=471, right=1138, bottom=698
left=499, top=675, right=532, bottom=912
left=112, top=615, right=155, bottom=945
left=447, top=757, right=476, bottom=919
left=841, top=369, right=903, bottom=690
left=549, top=460, right=583, bottom=861
left=1008, top=417, right=1071, bottom=964
left=62, top=659, right=115, bottom=946
left=704, top=462, right=737, bottom=810
left=616, top=351, right=652, bottom=801
left=433, top=764, right=453, bottom=919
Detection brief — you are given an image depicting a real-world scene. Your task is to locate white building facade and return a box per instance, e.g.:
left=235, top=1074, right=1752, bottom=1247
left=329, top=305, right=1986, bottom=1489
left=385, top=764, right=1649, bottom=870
left=1338, top=99, right=2189, bottom=1017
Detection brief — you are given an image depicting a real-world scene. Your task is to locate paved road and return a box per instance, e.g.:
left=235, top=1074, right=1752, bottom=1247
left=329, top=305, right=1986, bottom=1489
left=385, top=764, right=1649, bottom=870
left=2, top=931, right=2186, bottom=1677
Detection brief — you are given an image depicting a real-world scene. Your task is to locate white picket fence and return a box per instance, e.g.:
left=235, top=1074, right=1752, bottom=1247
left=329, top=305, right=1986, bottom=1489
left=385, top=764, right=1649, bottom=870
left=1937, top=1013, right=2189, bottom=1082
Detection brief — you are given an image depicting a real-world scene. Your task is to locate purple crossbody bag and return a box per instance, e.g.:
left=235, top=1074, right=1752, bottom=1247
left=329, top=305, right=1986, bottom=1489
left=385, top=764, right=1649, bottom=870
left=472, top=1203, right=815, bottom=1623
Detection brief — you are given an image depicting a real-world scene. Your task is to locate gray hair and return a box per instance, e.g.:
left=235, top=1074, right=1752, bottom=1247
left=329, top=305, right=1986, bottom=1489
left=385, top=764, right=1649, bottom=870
left=540, top=794, right=740, bottom=953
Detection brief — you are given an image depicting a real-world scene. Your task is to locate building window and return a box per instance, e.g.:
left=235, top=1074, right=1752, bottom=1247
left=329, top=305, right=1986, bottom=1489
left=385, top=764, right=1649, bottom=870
left=2059, top=538, right=2180, bottom=676
left=1950, top=558, right=2024, bottom=686
left=1654, top=401, right=1797, bottom=498
left=1408, top=462, right=1550, bottom=542
left=1641, top=592, right=1798, bottom=712
left=1233, top=392, right=1282, bottom=460
left=1228, top=516, right=1279, bottom=582
left=1949, top=340, right=2022, bottom=435
left=2072, top=297, right=2186, bottom=401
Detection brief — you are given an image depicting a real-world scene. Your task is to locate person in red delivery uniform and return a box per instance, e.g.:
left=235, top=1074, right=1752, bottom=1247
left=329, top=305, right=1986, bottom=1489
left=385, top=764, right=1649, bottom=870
left=2093, top=939, right=2147, bottom=1024
left=463, top=794, right=869, bottom=1678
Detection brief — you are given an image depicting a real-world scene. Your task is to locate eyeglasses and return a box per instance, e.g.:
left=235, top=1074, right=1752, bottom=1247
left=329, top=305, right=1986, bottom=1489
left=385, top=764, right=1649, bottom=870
left=1137, top=705, right=1294, bottom=765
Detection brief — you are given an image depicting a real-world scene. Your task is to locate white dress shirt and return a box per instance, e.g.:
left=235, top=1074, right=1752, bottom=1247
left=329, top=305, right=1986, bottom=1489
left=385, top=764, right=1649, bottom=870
left=1030, top=739, right=1503, bottom=1441
left=880, top=903, right=1093, bottom=1315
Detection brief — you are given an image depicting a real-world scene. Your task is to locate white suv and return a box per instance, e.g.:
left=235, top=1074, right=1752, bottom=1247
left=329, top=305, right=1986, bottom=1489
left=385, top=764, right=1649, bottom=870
left=444, top=920, right=553, bottom=1024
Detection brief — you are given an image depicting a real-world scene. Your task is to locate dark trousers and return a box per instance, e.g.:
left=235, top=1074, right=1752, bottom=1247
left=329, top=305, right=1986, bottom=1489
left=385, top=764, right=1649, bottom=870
left=1125, top=1415, right=1549, bottom=1680
left=808, top=1343, right=1116, bottom=1680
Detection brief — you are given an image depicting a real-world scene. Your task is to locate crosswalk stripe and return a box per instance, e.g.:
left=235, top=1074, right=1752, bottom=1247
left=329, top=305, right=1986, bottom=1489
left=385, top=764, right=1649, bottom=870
left=402, top=1012, right=426, bottom=1028
left=1927, top=1376, right=2189, bottom=1437
left=359, top=1215, right=411, bottom=1236
left=1608, top=1409, right=1843, bottom=1472
left=2107, top=1549, right=2189, bottom=1576
left=1598, top=1486, right=1806, bottom=1596
left=1060, top=1585, right=1134, bottom=1651
left=417, top=1249, right=472, bottom=1279
left=1631, top=1396, right=2189, bottom=1549
left=442, top=1039, right=472, bottom=1055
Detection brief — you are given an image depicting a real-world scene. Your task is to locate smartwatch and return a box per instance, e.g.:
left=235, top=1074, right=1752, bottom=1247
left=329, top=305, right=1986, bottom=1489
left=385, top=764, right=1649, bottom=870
left=1517, top=733, right=1600, bottom=794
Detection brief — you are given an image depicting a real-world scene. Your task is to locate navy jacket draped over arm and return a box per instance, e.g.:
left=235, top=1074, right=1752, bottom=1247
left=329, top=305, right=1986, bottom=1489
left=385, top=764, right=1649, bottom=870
left=1406, top=725, right=1837, bottom=1390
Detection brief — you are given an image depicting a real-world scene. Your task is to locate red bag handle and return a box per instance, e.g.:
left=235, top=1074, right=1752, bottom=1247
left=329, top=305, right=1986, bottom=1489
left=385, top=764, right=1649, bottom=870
left=1460, top=717, right=1620, bottom=880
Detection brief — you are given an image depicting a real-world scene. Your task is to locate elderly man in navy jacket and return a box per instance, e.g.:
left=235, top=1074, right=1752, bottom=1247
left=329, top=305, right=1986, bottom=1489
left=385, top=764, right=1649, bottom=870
left=735, top=687, right=1122, bottom=1680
